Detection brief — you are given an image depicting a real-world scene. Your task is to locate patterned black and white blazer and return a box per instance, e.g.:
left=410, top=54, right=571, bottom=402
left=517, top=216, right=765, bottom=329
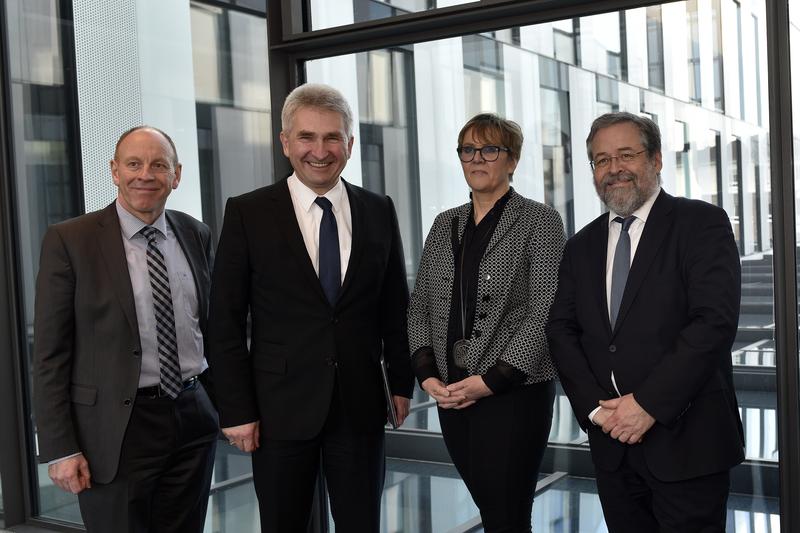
left=408, top=190, right=566, bottom=385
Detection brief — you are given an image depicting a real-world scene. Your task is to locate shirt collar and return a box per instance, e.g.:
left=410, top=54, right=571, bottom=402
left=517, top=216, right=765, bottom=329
left=607, top=186, right=661, bottom=228
left=116, top=200, right=168, bottom=240
left=287, top=173, right=347, bottom=214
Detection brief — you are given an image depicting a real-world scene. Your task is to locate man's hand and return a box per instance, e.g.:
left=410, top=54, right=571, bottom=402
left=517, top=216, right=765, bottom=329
left=599, top=394, right=655, bottom=444
left=591, top=406, right=615, bottom=427
left=392, top=395, right=410, bottom=426
left=446, top=375, right=493, bottom=410
left=222, top=421, right=260, bottom=452
left=421, top=377, right=464, bottom=409
left=48, top=454, right=91, bottom=494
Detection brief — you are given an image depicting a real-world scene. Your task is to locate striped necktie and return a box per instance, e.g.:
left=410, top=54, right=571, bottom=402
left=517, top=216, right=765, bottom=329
left=140, top=225, right=182, bottom=398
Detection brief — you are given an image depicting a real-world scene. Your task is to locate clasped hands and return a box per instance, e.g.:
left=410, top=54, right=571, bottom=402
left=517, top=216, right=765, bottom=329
left=421, top=376, right=491, bottom=409
left=595, top=393, right=656, bottom=445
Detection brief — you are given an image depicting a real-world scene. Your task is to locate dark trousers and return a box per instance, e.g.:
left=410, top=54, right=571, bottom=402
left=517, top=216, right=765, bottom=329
left=252, top=381, right=385, bottom=533
left=595, top=444, right=730, bottom=533
left=77, top=381, right=219, bottom=533
left=439, top=380, right=555, bottom=533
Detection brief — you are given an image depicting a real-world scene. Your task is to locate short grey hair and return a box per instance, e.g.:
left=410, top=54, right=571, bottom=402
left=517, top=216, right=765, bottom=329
left=586, top=112, right=661, bottom=161
left=281, top=83, right=354, bottom=138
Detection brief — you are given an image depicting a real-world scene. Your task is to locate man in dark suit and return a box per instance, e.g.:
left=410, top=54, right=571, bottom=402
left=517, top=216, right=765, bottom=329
left=208, top=83, right=414, bottom=531
left=546, top=112, right=744, bottom=532
left=33, top=126, right=218, bottom=532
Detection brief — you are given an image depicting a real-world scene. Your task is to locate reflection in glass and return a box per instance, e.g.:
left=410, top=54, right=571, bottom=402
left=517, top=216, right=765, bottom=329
left=310, top=0, right=478, bottom=31
left=646, top=5, right=664, bottom=91
left=711, top=0, right=725, bottom=111
left=308, top=0, right=773, bottom=451
left=5, top=0, right=83, bottom=522
left=190, top=2, right=274, bottom=239
left=687, top=0, right=701, bottom=103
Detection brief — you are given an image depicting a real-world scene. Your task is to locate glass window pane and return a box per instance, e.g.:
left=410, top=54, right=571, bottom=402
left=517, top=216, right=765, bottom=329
left=310, top=0, right=479, bottom=31
left=4, top=0, right=272, bottom=526
left=4, top=0, right=83, bottom=522
left=308, top=0, right=776, bottom=525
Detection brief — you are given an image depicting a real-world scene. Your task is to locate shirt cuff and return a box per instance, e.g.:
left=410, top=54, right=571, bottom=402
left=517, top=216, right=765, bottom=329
left=411, top=346, right=440, bottom=386
left=48, top=452, right=82, bottom=466
left=481, top=360, right=527, bottom=395
left=588, top=406, right=602, bottom=425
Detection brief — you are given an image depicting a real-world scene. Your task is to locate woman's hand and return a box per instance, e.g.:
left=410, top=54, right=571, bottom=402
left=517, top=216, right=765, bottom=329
left=422, top=377, right=466, bottom=409
left=446, top=376, right=493, bottom=409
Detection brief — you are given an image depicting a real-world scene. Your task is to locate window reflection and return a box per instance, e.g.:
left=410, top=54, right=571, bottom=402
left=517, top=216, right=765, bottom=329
left=307, top=0, right=777, bottom=495
left=190, top=2, right=274, bottom=239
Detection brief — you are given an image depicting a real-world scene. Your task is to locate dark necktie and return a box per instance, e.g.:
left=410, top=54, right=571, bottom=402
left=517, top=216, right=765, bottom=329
left=610, top=216, right=636, bottom=329
left=140, top=226, right=182, bottom=398
left=315, top=197, right=341, bottom=305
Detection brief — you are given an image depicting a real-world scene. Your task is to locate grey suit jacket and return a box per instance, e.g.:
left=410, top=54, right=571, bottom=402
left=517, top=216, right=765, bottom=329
left=408, top=191, right=565, bottom=384
left=32, top=202, right=213, bottom=483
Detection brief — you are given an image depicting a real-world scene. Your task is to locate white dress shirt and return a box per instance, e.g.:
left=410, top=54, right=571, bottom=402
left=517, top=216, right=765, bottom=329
left=589, top=187, right=661, bottom=424
left=287, top=173, right=352, bottom=282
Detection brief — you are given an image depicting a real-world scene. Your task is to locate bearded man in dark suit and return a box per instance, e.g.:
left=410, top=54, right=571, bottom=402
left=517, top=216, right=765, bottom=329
left=33, top=126, right=218, bottom=532
left=547, top=112, right=744, bottom=533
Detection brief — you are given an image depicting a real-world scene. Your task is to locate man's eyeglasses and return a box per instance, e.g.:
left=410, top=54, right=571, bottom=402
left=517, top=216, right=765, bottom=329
left=457, top=145, right=510, bottom=163
left=590, top=149, right=647, bottom=171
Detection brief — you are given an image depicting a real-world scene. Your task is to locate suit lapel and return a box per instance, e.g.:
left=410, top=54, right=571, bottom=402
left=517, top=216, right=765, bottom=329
left=484, top=192, right=523, bottom=257
left=166, top=211, right=208, bottom=319
left=592, top=216, right=613, bottom=333
left=612, top=190, right=674, bottom=336
left=272, top=179, right=329, bottom=304
left=96, top=203, right=139, bottom=337
left=339, top=180, right=363, bottom=302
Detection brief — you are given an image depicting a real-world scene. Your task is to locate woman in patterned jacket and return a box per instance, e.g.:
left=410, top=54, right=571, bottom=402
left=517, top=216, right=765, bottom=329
left=408, top=113, right=566, bottom=532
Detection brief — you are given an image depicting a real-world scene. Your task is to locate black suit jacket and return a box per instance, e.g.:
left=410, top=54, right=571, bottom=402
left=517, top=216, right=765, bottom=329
left=208, top=178, right=414, bottom=439
left=546, top=190, right=744, bottom=482
left=33, top=203, right=214, bottom=484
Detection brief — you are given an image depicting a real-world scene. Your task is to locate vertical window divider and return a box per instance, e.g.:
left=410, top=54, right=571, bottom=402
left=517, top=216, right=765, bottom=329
left=765, top=1, right=800, bottom=532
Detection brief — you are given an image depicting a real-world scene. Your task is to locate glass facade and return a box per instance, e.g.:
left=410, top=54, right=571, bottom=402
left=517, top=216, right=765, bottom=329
left=0, top=0, right=797, bottom=531
left=307, top=0, right=779, bottom=525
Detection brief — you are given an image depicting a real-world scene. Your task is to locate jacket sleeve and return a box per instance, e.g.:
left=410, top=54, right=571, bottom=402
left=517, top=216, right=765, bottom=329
left=546, top=237, right=613, bottom=428
left=407, top=214, right=446, bottom=379
left=633, top=206, right=741, bottom=425
left=207, top=198, right=260, bottom=428
left=379, top=196, right=414, bottom=398
left=33, top=226, right=81, bottom=462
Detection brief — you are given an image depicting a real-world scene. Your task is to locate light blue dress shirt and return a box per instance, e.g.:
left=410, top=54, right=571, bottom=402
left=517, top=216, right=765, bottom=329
left=116, top=202, right=207, bottom=388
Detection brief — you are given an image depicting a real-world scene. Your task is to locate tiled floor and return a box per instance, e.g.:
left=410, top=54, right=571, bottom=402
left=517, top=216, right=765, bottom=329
left=33, top=451, right=780, bottom=532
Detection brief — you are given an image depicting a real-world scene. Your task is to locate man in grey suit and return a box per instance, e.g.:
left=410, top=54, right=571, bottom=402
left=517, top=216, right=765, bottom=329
left=33, top=126, right=218, bottom=532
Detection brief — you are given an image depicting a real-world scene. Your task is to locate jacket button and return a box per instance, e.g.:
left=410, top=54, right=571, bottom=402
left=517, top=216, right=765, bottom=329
left=482, top=294, right=491, bottom=302
left=474, top=330, right=482, bottom=338
left=478, top=312, right=487, bottom=319
left=132, top=349, right=141, bottom=356
left=608, top=345, right=617, bottom=353
left=123, top=398, right=132, bottom=406
left=325, top=356, right=337, bottom=367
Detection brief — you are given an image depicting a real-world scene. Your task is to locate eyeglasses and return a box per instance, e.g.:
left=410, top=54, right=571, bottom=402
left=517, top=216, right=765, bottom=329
left=456, top=145, right=510, bottom=163
left=590, top=150, right=647, bottom=171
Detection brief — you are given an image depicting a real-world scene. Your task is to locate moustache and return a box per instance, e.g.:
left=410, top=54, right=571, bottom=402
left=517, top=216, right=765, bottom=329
left=601, top=173, right=636, bottom=187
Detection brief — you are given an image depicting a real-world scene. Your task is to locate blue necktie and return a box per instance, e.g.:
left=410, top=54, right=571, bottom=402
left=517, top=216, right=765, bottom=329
left=315, top=197, right=340, bottom=305
left=610, top=216, right=636, bottom=329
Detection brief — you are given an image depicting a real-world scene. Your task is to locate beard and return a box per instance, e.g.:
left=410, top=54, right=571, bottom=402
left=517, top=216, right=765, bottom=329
left=595, top=170, right=660, bottom=217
